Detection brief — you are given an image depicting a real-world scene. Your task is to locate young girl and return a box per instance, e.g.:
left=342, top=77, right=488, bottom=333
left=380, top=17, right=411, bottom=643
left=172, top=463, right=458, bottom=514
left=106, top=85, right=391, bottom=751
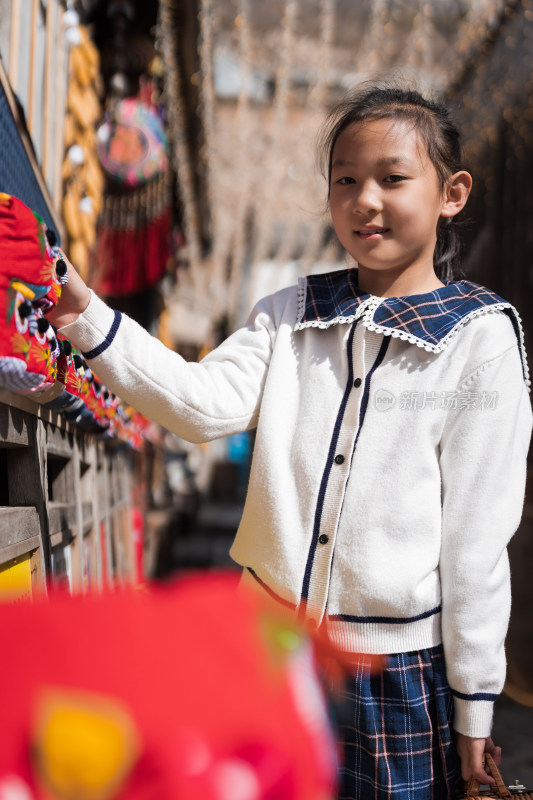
left=48, top=86, right=532, bottom=799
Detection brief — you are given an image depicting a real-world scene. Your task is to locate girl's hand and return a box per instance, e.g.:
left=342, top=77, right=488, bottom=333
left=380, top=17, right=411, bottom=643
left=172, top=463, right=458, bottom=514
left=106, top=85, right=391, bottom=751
left=455, top=733, right=502, bottom=785
left=46, top=256, right=92, bottom=328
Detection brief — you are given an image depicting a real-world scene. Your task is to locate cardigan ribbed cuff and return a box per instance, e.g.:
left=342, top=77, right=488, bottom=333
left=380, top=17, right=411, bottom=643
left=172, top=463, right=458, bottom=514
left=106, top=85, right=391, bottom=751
left=453, top=696, right=494, bottom=738
left=58, top=290, right=117, bottom=356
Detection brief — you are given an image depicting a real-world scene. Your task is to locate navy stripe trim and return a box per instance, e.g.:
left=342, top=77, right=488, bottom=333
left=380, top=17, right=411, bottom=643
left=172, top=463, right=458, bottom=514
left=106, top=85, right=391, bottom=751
left=451, top=689, right=498, bottom=701
left=329, top=604, right=442, bottom=625
left=246, top=568, right=296, bottom=610
left=353, top=335, right=390, bottom=454
left=323, top=335, right=391, bottom=611
left=81, top=310, right=122, bottom=360
left=503, top=307, right=528, bottom=385
left=300, top=322, right=357, bottom=604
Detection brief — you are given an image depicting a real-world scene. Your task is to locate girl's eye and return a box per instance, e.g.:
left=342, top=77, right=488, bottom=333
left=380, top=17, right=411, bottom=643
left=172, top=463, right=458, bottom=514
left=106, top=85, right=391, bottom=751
left=336, top=176, right=355, bottom=185
left=384, top=174, right=406, bottom=183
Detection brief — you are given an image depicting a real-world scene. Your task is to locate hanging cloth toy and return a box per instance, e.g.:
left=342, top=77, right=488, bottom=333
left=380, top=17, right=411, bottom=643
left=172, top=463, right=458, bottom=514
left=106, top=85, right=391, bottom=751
left=94, top=99, right=171, bottom=298
left=0, top=194, right=68, bottom=394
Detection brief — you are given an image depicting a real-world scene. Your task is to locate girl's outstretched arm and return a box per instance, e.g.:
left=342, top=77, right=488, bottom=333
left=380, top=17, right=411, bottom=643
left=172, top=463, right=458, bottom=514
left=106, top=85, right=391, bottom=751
left=46, top=258, right=284, bottom=443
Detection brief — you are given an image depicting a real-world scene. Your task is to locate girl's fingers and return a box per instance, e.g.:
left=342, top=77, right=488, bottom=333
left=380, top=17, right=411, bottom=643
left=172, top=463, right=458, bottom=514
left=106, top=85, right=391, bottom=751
left=484, top=738, right=502, bottom=765
left=462, top=756, right=495, bottom=785
left=474, top=766, right=496, bottom=786
left=458, top=734, right=497, bottom=785
left=46, top=258, right=91, bottom=328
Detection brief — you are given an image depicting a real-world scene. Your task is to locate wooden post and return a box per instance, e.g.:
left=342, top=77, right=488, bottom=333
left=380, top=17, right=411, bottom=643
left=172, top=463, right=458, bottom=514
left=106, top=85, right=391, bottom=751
left=27, top=0, right=39, bottom=134
left=42, top=0, right=57, bottom=185
left=6, top=415, right=51, bottom=592
left=8, top=0, right=21, bottom=89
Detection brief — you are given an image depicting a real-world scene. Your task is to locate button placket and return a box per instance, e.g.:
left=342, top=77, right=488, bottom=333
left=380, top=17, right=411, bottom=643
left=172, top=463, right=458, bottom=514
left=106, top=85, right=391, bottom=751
left=305, top=323, right=370, bottom=623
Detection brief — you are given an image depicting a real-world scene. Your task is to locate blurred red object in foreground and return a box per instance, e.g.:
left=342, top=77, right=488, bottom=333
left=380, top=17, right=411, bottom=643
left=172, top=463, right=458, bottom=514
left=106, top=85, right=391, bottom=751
left=0, top=572, right=343, bottom=800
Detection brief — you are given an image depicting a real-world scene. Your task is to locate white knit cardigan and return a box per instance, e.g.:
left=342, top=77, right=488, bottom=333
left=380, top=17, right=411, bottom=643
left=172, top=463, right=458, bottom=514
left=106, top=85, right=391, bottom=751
left=60, top=275, right=532, bottom=739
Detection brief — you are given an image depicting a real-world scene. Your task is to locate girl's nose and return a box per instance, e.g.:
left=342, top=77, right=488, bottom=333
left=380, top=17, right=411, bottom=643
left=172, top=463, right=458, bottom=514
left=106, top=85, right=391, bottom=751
left=352, top=182, right=381, bottom=215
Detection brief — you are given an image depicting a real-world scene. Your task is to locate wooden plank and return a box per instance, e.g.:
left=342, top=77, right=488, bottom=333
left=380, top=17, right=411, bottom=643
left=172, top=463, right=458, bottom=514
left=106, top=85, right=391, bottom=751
left=82, top=501, right=92, bottom=535
left=8, top=0, right=21, bottom=88
left=87, top=441, right=103, bottom=589
left=30, top=545, right=43, bottom=590
left=0, top=506, right=40, bottom=548
left=48, top=501, right=77, bottom=537
left=46, top=424, right=73, bottom=459
left=0, top=1, right=13, bottom=90
left=7, top=417, right=51, bottom=584
left=99, top=445, right=114, bottom=586
left=42, top=0, right=56, bottom=183
left=27, top=0, right=39, bottom=133
left=72, top=437, right=85, bottom=592
left=50, top=529, right=73, bottom=549
left=0, top=391, right=75, bottom=433
left=52, top=6, right=66, bottom=212
left=0, top=534, right=41, bottom=566
left=0, top=403, right=30, bottom=447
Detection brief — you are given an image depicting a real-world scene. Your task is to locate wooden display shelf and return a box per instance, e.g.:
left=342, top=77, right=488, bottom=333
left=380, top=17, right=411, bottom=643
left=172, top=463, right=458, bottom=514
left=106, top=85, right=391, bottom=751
left=0, top=389, right=141, bottom=594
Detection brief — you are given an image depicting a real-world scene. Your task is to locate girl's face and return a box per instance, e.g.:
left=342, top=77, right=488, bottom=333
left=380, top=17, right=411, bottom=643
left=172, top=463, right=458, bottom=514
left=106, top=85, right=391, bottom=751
left=329, top=119, right=450, bottom=284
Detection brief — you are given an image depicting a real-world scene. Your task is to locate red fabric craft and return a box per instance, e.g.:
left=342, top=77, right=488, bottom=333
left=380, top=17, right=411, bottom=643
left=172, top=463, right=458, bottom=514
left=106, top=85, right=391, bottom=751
left=0, top=193, right=66, bottom=310
left=0, top=193, right=68, bottom=393
left=0, top=573, right=338, bottom=800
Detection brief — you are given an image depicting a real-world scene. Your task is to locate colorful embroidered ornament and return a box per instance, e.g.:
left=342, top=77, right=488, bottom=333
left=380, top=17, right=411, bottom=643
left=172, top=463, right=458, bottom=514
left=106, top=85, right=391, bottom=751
left=0, top=194, right=68, bottom=312
left=0, top=194, right=67, bottom=394
left=0, top=289, right=56, bottom=393
left=96, top=99, right=168, bottom=188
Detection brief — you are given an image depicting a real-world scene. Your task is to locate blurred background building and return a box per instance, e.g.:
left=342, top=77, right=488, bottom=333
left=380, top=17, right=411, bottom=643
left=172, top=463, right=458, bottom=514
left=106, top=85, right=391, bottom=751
left=1, top=0, right=533, bottom=781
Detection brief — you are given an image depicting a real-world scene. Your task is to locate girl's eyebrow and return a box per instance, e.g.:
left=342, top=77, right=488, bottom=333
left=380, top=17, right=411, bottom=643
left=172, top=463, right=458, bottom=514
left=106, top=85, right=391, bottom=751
left=331, top=155, right=413, bottom=169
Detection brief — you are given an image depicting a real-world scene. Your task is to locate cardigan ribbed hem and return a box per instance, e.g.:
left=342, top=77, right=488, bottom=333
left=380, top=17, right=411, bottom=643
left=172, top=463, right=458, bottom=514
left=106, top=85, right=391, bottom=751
left=323, top=611, right=442, bottom=655
left=452, top=696, right=495, bottom=738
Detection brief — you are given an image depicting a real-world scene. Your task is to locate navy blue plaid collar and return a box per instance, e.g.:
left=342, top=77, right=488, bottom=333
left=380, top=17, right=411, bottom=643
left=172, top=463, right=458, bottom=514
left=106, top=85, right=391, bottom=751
left=295, top=268, right=530, bottom=387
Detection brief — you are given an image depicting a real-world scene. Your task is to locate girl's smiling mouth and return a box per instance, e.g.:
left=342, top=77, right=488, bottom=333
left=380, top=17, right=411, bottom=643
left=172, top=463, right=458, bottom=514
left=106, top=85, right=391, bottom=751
left=355, top=227, right=390, bottom=239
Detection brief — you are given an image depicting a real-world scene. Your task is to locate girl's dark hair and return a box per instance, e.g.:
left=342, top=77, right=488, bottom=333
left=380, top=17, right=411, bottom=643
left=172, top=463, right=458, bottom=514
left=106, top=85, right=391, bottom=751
left=319, top=84, right=466, bottom=281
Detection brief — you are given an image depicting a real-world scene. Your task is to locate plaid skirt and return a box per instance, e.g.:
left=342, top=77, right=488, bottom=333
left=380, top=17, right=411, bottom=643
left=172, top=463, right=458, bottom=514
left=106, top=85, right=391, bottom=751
left=336, top=644, right=461, bottom=800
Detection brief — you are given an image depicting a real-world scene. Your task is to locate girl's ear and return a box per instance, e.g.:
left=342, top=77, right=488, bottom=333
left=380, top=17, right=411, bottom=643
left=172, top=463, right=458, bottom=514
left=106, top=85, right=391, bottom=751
left=441, top=171, right=472, bottom=218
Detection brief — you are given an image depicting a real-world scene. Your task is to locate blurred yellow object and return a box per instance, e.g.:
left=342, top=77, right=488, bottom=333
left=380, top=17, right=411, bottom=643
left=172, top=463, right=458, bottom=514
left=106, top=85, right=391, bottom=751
left=64, top=112, right=76, bottom=148
left=63, top=191, right=82, bottom=240
left=80, top=86, right=100, bottom=127
left=33, top=689, right=140, bottom=800
left=70, top=46, right=92, bottom=88
left=79, top=26, right=100, bottom=73
left=67, top=81, right=86, bottom=129
left=61, top=156, right=73, bottom=182
left=62, top=23, right=103, bottom=269
left=70, top=238, right=89, bottom=279
left=80, top=207, right=96, bottom=249
left=0, top=555, right=32, bottom=602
